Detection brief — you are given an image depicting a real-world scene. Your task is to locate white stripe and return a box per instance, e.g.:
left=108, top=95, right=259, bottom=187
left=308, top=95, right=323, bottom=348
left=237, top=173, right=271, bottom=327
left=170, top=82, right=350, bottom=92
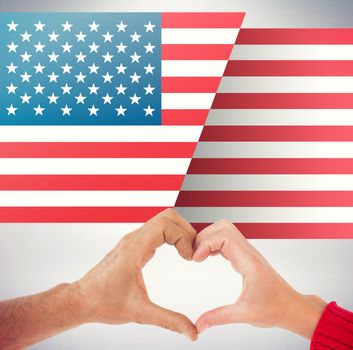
left=162, top=60, right=227, bottom=77
left=0, top=159, right=190, bottom=175
left=0, top=126, right=202, bottom=142
left=231, top=45, right=353, bottom=60
left=176, top=207, right=353, bottom=223
left=218, top=77, right=353, bottom=93
left=182, top=175, right=353, bottom=191
left=194, top=142, right=353, bottom=158
left=162, top=93, right=215, bottom=109
left=206, top=109, right=353, bottom=126
left=162, top=28, right=239, bottom=44
left=0, top=191, right=177, bottom=207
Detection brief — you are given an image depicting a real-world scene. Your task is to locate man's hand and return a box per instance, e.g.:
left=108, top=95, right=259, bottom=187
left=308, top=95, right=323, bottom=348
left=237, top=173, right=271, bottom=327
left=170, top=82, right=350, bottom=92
left=75, top=208, right=198, bottom=340
left=193, top=220, right=326, bottom=340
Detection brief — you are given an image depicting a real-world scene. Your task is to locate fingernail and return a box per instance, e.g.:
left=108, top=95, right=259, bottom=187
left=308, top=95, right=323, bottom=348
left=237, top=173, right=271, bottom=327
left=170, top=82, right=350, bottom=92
left=182, top=332, right=193, bottom=341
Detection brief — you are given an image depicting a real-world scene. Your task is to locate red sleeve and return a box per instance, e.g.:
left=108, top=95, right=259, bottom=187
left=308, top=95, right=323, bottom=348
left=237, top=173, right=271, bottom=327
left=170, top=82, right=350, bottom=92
left=310, top=301, right=353, bottom=350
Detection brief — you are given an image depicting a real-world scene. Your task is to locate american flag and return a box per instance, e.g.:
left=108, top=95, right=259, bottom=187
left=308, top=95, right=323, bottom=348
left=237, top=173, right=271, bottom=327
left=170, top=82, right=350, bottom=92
left=0, top=12, right=244, bottom=222
left=176, top=28, right=353, bottom=238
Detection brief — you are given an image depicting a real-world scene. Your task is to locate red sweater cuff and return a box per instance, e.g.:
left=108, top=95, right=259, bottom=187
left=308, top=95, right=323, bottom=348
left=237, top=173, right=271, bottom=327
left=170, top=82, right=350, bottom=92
left=310, top=301, right=353, bottom=350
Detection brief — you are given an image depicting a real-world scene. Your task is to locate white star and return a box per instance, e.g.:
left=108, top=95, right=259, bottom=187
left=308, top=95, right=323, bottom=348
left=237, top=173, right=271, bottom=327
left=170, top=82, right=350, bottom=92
left=48, top=93, right=59, bottom=104
left=144, top=63, right=155, bottom=75
left=34, top=41, right=45, bottom=52
left=130, top=72, right=141, bottom=83
left=61, top=42, right=72, bottom=53
left=75, top=72, right=86, bottom=83
left=102, top=31, right=114, bottom=42
left=34, top=83, right=45, bottom=94
left=116, top=63, right=127, bottom=74
left=102, top=93, right=113, bottom=104
left=144, top=21, right=155, bottom=32
left=20, top=72, right=31, bottom=83
left=116, top=42, right=127, bottom=53
left=75, top=51, right=86, bottom=63
left=102, top=52, right=114, bottom=63
left=130, top=31, right=141, bottom=42
left=75, top=93, right=86, bottom=104
left=6, top=83, right=17, bottom=94
left=34, top=104, right=45, bottom=116
left=21, top=51, right=31, bottom=62
left=6, top=104, right=17, bottom=115
left=116, top=21, right=127, bottom=32
left=48, top=72, right=59, bottom=83
left=34, top=21, right=45, bottom=31
left=89, top=42, right=100, bottom=53
left=20, top=93, right=31, bottom=104
left=34, top=63, right=45, bottom=74
left=144, top=105, right=155, bottom=116
left=62, top=21, right=73, bottom=32
left=7, top=42, right=18, bottom=53
left=88, top=105, right=99, bottom=116
left=102, top=72, right=113, bottom=83
left=75, top=31, right=87, bottom=42
left=144, top=42, right=155, bottom=53
left=144, top=84, right=155, bottom=95
left=61, top=83, right=72, bottom=94
left=130, top=93, right=141, bottom=104
left=89, top=21, right=100, bottom=32
left=116, top=105, right=127, bottom=116
left=88, top=83, right=99, bottom=95
left=61, top=105, right=72, bottom=116
left=61, top=63, right=72, bottom=74
left=48, top=31, right=59, bottom=42
left=116, top=83, right=127, bottom=95
left=48, top=51, right=59, bottom=62
left=88, top=63, right=99, bottom=74
left=21, top=31, right=32, bottom=42
left=7, top=20, right=18, bottom=32
left=130, top=51, right=141, bottom=63
left=6, top=62, right=17, bottom=74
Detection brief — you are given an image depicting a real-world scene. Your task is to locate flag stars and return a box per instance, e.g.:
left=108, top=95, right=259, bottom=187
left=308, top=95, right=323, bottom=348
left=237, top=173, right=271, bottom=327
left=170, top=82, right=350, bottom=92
left=7, top=42, right=18, bottom=53
left=144, top=21, right=155, bottom=32
left=48, top=93, right=59, bottom=104
left=130, top=31, right=141, bottom=42
left=21, top=31, right=32, bottom=42
left=130, top=52, right=141, bottom=63
left=34, top=41, right=45, bottom=52
left=75, top=72, right=86, bottom=83
left=144, top=84, right=155, bottom=95
left=89, top=21, right=100, bottom=32
left=102, top=93, right=113, bottom=104
left=75, top=51, right=86, bottom=63
left=144, top=105, right=155, bottom=116
left=130, top=72, right=141, bottom=83
left=34, top=83, right=45, bottom=94
left=20, top=72, right=31, bottom=83
left=61, top=105, right=72, bottom=116
left=116, top=83, right=127, bottom=95
left=75, top=31, right=87, bottom=42
left=6, top=83, right=17, bottom=94
left=21, top=51, right=32, bottom=62
left=61, top=63, right=73, bottom=74
left=61, top=42, right=73, bottom=53
left=102, top=72, right=113, bottom=83
left=88, top=63, right=99, bottom=74
left=7, top=20, right=18, bottom=32
left=48, top=72, right=59, bottom=83
left=116, top=42, right=127, bottom=53
left=34, top=21, right=45, bottom=31
left=34, top=105, right=45, bottom=116
left=62, top=21, right=73, bottom=32
left=88, top=105, right=99, bottom=116
left=20, top=93, right=31, bottom=104
left=116, top=21, right=127, bottom=32
left=144, top=63, right=155, bottom=74
left=89, top=42, right=100, bottom=53
left=6, top=62, right=17, bottom=74
left=48, top=51, right=59, bottom=62
left=48, top=31, right=60, bottom=42
left=102, top=52, right=114, bottom=63
left=75, top=93, right=86, bottom=104
left=130, top=93, right=141, bottom=104
left=6, top=104, right=17, bottom=115
left=116, top=105, right=127, bottom=116
left=116, top=63, right=127, bottom=74
left=34, top=63, right=45, bottom=74
left=102, top=31, right=114, bottom=42
left=88, top=83, right=99, bottom=95
left=144, top=42, right=155, bottom=53
left=61, top=83, right=72, bottom=94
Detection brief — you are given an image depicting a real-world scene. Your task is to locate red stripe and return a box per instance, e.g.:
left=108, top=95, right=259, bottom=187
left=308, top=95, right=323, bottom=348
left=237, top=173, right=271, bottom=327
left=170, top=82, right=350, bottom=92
left=200, top=126, right=353, bottom=142
left=162, top=44, right=234, bottom=60
left=188, top=159, right=353, bottom=174
left=177, top=191, right=353, bottom=207
left=0, top=207, right=168, bottom=223
left=191, top=223, right=353, bottom=238
left=236, top=29, right=353, bottom=45
left=0, top=142, right=195, bottom=158
left=162, top=12, right=245, bottom=28
left=162, top=110, right=209, bottom=125
left=212, top=93, right=353, bottom=109
left=224, top=60, right=353, bottom=77
left=0, top=175, right=184, bottom=190
left=162, top=77, right=220, bottom=92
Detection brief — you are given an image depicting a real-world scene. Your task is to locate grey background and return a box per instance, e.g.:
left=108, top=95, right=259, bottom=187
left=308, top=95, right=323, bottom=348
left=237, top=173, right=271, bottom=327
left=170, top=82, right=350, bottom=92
left=1, top=1, right=353, bottom=349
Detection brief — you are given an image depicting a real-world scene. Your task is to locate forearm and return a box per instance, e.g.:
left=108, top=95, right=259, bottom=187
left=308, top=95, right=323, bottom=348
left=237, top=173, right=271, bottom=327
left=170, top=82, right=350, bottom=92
left=0, top=283, right=87, bottom=349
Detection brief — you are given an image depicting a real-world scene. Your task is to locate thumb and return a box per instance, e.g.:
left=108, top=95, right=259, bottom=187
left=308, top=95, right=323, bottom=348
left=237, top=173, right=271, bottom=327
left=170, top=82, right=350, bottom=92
left=142, top=302, right=198, bottom=341
left=196, top=303, right=246, bottom=334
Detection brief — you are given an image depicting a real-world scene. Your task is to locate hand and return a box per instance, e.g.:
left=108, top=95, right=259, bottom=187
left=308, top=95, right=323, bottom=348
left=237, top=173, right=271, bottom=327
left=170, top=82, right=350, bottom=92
left=74, top=208, right=198, bottom=341
left=193, top=220, right=326, bottom=339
